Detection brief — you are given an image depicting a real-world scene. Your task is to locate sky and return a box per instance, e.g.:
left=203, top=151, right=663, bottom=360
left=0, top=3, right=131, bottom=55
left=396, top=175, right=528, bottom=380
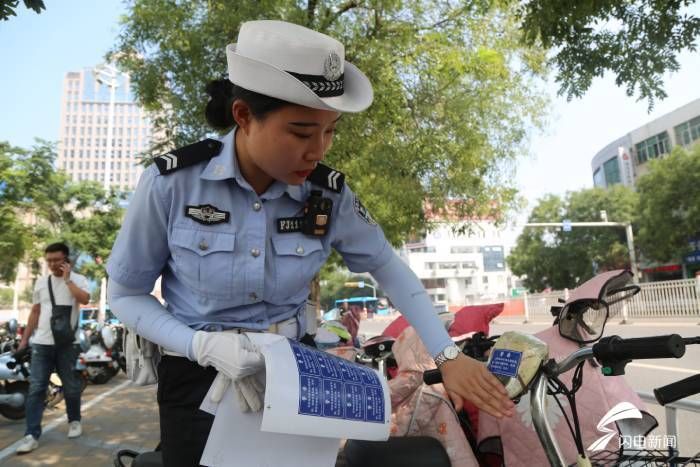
left=2, top=1, right=700, bottom=250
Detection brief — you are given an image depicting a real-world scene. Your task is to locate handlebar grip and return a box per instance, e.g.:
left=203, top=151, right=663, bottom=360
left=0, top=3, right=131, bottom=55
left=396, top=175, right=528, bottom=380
left=654, top=374, right=700, bottom=406
left=593, top=335, right=686, bottom=361
left=423, top=369, right=443, bottom=385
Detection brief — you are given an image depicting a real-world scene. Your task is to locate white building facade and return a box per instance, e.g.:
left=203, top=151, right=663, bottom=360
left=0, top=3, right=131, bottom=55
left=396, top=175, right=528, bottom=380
left=399, top=221, right=518, bottom=311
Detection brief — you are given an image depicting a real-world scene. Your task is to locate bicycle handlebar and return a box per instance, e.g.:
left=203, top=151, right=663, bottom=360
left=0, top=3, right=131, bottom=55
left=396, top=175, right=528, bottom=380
left=654, top=373, right=700, bottom=406
left=592, top=334, right=685, bottom=362
left=423, top=368, right=442, bottom=385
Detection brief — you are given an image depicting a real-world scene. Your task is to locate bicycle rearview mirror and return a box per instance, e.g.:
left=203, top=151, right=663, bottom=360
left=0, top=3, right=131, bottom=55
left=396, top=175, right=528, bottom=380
left=558, top=270, right=639, bottom=344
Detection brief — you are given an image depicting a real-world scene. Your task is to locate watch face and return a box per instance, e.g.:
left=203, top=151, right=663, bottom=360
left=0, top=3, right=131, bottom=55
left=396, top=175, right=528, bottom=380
left=445, top=345, right=460, bottom=360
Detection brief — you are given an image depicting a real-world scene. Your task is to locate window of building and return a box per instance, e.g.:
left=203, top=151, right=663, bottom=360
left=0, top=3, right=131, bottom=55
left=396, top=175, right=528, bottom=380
left=463, top=277, right=473, bottom=286
left=424, top=262, right=437, bottom=270
left=636, top=132, right=671, bottom=163
left=409, top=246, right=436, bottom=253
left=438, top=262, right=459, bottom=269
left=436, top=294, right=446, bottom=301
left=482, top=276, right=489, bottom=284
left=450, top=246, right=475, bottom=254
left=674, top=116, right=700, bottom=147
left=421, top=278, right=446, bottom=289
left=593, top=168, right=606, bottom=187
left=602, top=156, right=621, bottom=186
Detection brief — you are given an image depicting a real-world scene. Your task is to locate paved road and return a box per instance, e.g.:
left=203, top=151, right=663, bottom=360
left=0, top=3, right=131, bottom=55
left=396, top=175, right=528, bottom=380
left=0, top=373, right=159, bottom=466
left=360, top=316, right=700, bottom=457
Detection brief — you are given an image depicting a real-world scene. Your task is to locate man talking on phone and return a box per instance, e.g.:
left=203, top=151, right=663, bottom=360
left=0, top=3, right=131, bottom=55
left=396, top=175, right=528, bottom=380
left=16, top=242, right=90, bottom=454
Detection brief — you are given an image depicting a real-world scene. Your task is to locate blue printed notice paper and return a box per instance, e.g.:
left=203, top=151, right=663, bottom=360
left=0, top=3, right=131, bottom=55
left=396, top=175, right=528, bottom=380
left=249, top=334, right=390, bottom=442
left=487, top=349, right=523, bottom=378
left=292, top=340, right=385, bottom=423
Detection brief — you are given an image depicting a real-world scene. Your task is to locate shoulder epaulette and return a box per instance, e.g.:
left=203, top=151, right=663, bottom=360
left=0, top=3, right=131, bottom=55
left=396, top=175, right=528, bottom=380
left=308, top=163, right=345, bottom=193
left=153, top=138, right=223, bottom=175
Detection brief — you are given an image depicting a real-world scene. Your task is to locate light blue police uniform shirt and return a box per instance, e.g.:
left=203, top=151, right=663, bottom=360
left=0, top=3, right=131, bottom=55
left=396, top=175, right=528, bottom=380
left=106, top=128, right=394, bottom=333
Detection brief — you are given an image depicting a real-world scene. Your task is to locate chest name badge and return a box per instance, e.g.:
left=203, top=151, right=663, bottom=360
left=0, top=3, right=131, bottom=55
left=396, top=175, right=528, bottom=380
left=277, top=190, right=333, bottom=237
left=277, top=217, right=305, bottom=233
left=185, top=204, right=230, bottom=225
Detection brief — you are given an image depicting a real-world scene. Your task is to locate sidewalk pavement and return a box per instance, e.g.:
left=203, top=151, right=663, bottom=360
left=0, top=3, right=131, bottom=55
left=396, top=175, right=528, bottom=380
left=0, top=373, right=159, bottom=466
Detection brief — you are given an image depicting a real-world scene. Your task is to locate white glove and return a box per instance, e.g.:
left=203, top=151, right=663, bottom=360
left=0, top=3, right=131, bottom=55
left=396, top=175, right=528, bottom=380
left=210, top=371, right=265, bottom=412
left=191, top=331, right=264, bottom=381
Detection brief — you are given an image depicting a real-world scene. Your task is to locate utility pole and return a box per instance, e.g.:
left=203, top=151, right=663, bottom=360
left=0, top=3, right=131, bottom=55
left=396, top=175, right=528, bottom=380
left=93, top=63, right=121, bottom=324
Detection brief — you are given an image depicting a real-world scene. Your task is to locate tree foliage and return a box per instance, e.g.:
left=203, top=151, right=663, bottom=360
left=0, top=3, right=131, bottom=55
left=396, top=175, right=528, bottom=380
left=111, top=0, right=548, bottom=246
left=0, top=0, right=45, bottom=21
left=0, top=141, right=125, bottom=284
left=507, top=186, right=639, bottom=291
left=517, top=0, right=700, bottom=108
left=636, top=143, right=700, bottom=262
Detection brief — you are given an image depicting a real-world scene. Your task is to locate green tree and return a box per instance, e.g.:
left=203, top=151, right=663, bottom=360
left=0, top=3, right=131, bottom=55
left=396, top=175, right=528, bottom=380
left=508, top=186, right=639, bottom=291
left=636, top=143, right=700, bottom=263
left=0, top=141, right=125, bottom=284
left=517, top=0, right=700, bottom=108
left=112, top=0, right=548, bottom=246
left=0, top=0, right=45, bottom=21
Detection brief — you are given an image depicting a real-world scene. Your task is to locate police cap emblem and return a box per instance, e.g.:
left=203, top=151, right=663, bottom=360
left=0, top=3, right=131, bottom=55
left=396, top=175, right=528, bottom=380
left=323, top=52, right=342, bottom=82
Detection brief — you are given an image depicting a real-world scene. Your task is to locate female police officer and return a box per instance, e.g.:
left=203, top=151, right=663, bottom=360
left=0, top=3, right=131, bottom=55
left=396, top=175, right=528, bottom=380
left=107, top=19, right=514, bottom=466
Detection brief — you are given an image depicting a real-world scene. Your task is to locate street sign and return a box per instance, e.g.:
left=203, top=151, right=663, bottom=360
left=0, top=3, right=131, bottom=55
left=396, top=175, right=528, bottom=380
left=562, top=219, right=572, bottom=232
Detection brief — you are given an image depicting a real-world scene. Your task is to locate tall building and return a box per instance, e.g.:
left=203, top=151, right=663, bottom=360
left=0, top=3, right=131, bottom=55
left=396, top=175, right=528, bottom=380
left=591, top=98, right=700, bottom=189
left=57, top=65, right=155, bottom=191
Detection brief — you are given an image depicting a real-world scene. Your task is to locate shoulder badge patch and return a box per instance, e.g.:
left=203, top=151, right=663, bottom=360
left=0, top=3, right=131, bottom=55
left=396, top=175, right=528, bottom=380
left=307, top=163, right=345, bottom=193
left=185, top=204, right=230, bottom=225
left=154, top=138, right=223, bottom=175
left=353, top=195, right=376, bottom=225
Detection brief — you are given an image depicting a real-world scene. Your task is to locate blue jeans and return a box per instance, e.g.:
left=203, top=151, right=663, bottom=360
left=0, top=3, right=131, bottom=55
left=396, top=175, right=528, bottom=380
left=25, top=343, right=81, bottom=439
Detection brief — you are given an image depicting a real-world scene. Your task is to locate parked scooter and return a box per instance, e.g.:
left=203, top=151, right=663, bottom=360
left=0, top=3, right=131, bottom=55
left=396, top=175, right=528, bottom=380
left=82, top=323, right=121, bottom=384
left=0, top=347, right=31, bottom=419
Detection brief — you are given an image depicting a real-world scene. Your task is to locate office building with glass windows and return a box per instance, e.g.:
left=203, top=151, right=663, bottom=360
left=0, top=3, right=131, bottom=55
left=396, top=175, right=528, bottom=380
left=58, top=66, right=155, bottom=191
left=591, top=98, right=700, bottom=280
left=591, top=97, right=700, bottom=189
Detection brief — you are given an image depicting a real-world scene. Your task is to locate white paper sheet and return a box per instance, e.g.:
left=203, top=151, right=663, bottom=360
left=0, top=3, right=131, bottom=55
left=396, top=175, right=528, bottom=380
left=199, top=333, right=391, bottom=466
left=200, top=380, right=341, bottom=467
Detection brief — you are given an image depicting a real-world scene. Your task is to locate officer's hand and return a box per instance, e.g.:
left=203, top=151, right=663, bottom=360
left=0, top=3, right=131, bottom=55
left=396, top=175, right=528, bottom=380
left=209, top=370, right=265, bottom=412
left=191, top=331, right=264, bottom=381
left=439, top=353, right=515, bottom=419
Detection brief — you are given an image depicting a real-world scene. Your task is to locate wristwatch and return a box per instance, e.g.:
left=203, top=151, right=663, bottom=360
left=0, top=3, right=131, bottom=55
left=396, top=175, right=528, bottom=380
left=434, top=344, right=460, bottom=368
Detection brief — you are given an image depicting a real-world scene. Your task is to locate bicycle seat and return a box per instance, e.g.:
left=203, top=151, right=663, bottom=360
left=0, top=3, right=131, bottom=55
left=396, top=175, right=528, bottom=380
left=344, top=437, right=451, bottom=467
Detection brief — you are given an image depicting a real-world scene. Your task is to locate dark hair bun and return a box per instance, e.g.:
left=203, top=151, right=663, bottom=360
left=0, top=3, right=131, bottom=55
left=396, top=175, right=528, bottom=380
left=205, top=78, right=236, bottom=129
